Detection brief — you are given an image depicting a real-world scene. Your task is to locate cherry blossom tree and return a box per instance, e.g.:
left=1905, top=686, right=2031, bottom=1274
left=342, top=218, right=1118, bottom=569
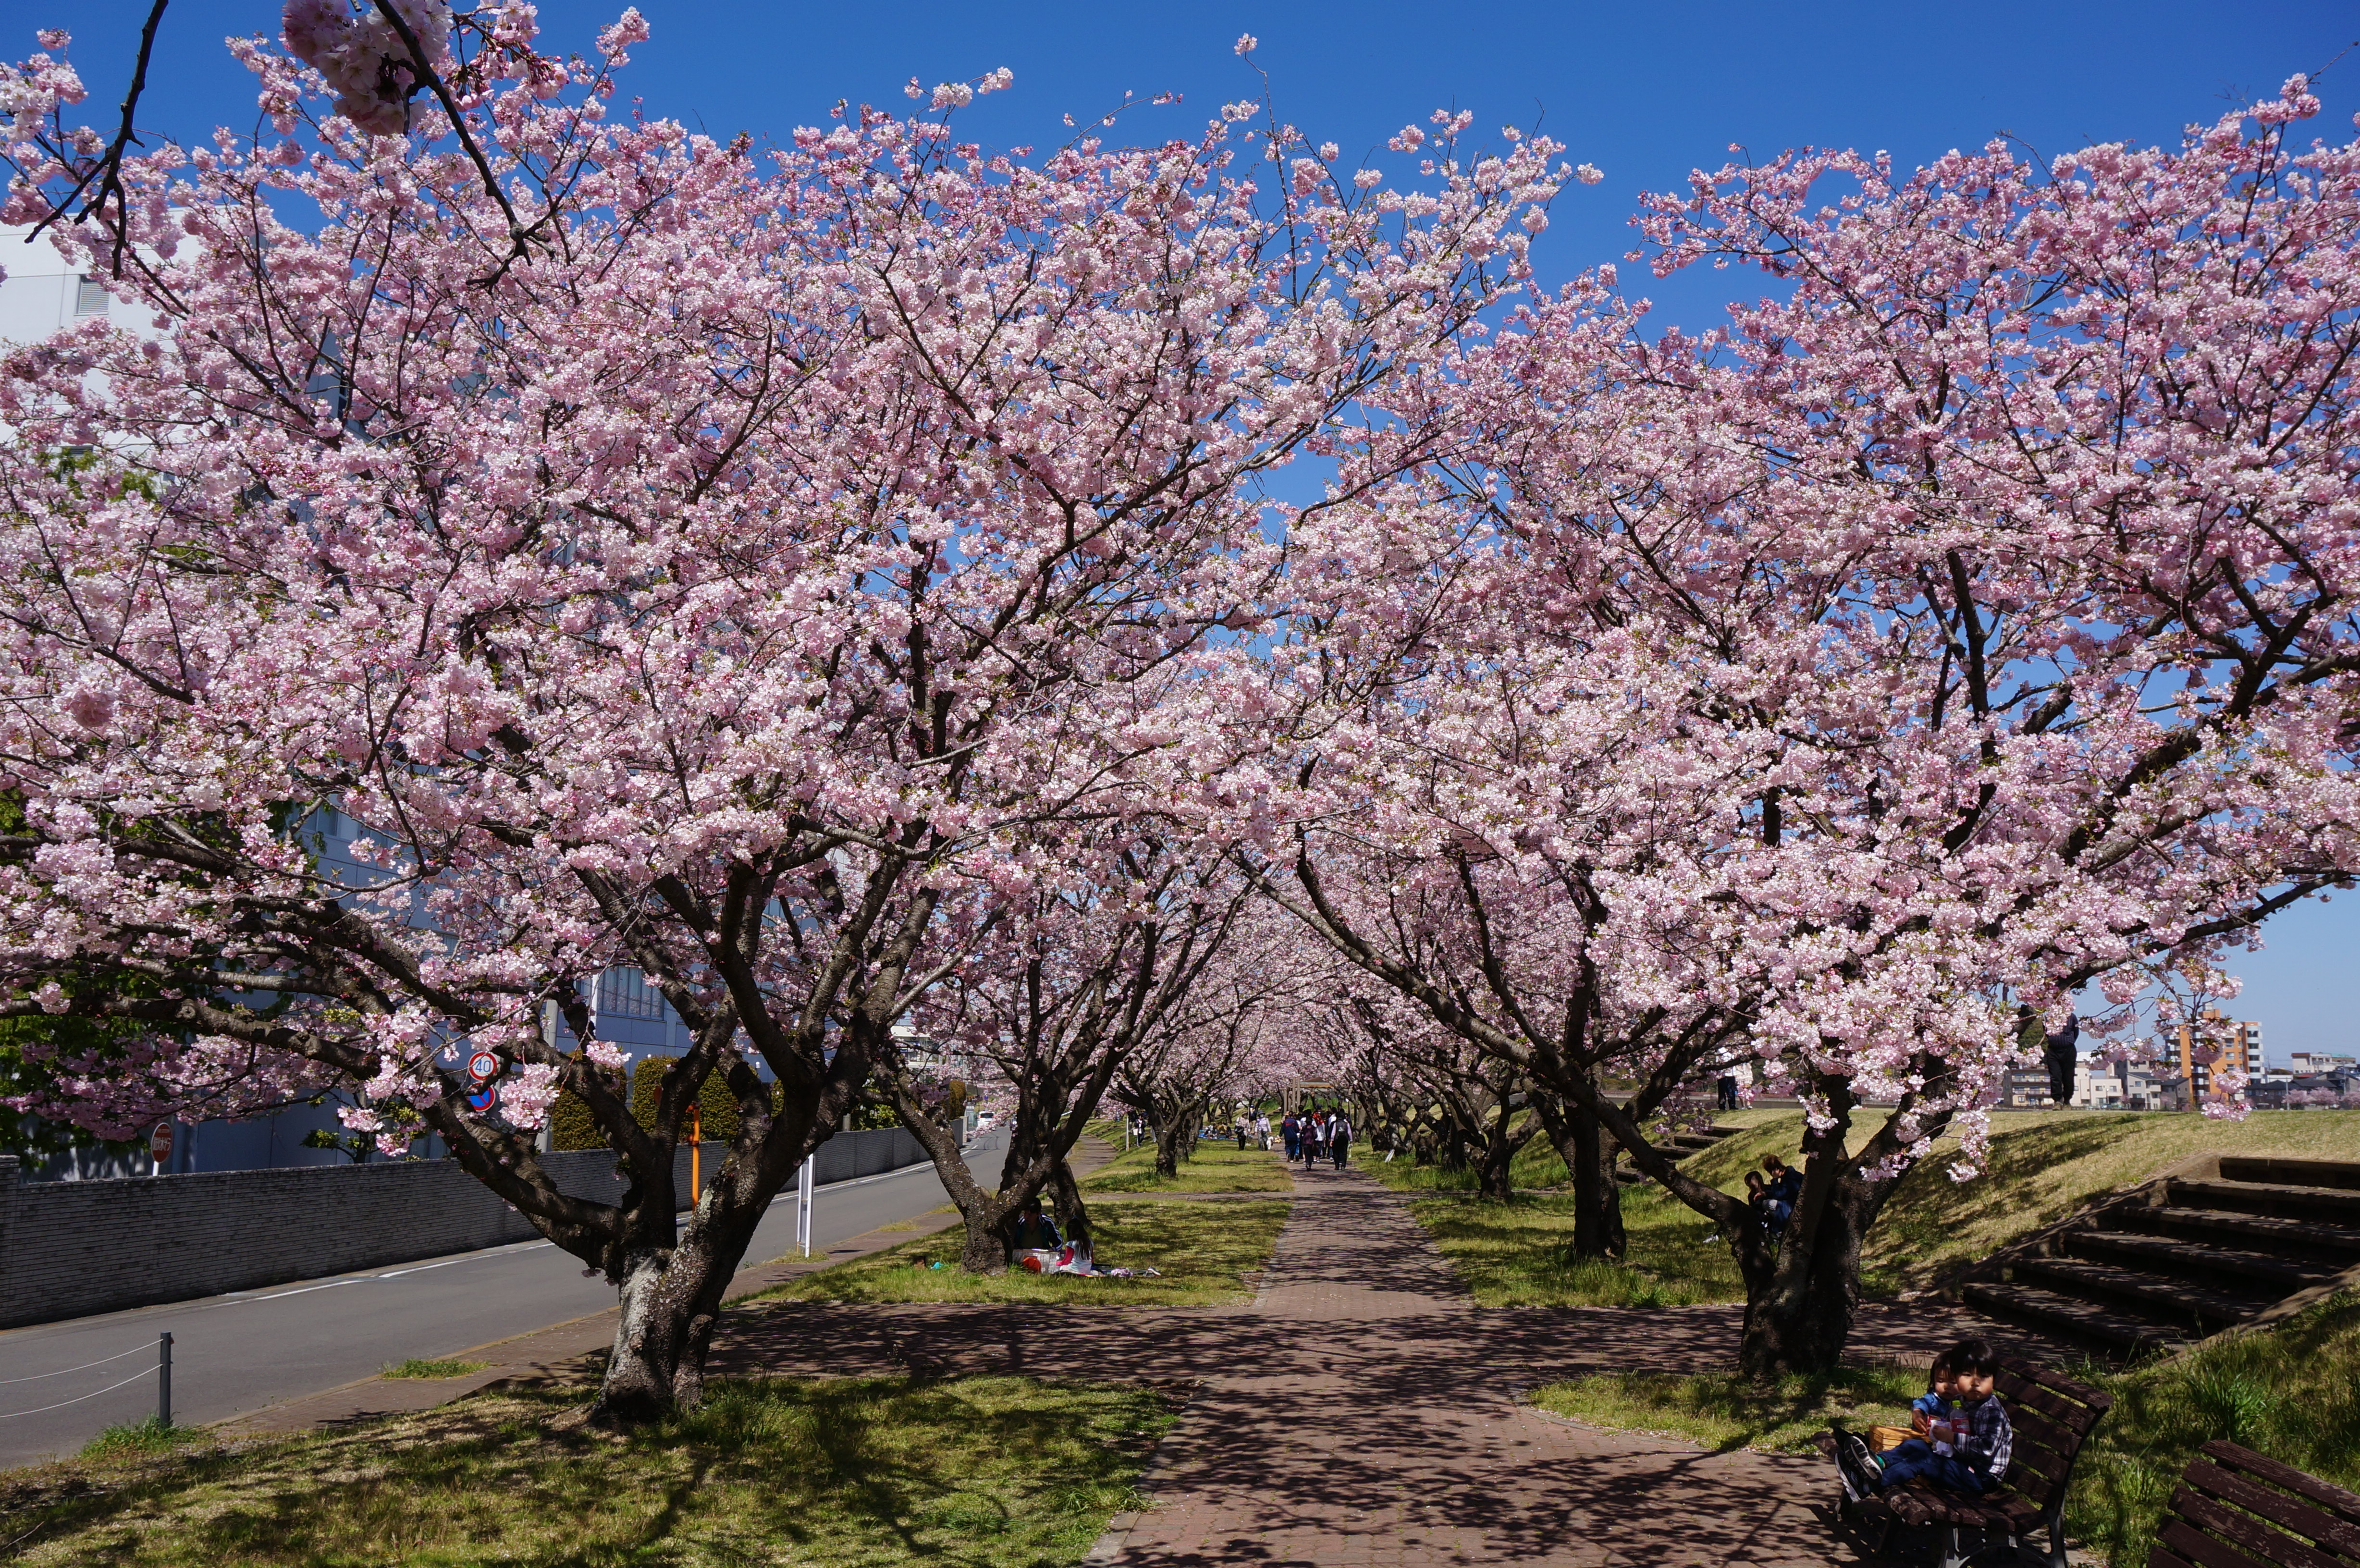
left=1247, top=78, right=2360, bottom=1374
left=1111, top=899, right=1319, bottom=1179
left=0, top=17, right=1566, bottom=1420
left=879, top=824, right=1251, bottom=1271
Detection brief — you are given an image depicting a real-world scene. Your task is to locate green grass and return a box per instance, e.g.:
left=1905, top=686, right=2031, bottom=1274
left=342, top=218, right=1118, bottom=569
left=1406, top=1184, right=1748, bottom=1307
left=1377, top=1107, right=2360, bottom=1311
left=1531, top=1292, right=2360, bottom=1568
left=1529, top=1364, right=1926, bottom=1453
left=77, top=1418, right=199, bottom=1461
left=380, top=1358, right=488, bottom=1380
left=1079, top=1138, right=1294, bottom=1194
left=754, top=1198, right=1289, bottom=1307
left=3, top=1375, right=1173, bottom=1568
left=1684, top=1108, right=2360, bottom=1295
left=1358, top=1134, right=1575, bottom=1193
left=2066, top=1291, right=2360, bottom=1568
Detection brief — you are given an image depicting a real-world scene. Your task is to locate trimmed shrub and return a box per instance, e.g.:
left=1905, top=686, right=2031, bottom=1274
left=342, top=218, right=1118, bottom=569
left=629, top=1056, right=770, bottom=1142
left=549, top=1053, right=620, bottom=1151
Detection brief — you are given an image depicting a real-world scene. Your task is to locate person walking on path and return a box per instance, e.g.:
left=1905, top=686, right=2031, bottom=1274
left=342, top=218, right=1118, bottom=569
left=1303, top=1111, right=1327, bottom=1168
left=1329, top=1108, right=1352, bottom=1170
left=1280, top=1112, right=1300, bottom=1162
left=1255, top=1111, right=1272, bottom=1151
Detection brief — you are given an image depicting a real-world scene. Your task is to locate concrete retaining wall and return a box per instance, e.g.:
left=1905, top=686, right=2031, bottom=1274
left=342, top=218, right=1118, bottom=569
left=0, top=1127, right=924, bottom=1327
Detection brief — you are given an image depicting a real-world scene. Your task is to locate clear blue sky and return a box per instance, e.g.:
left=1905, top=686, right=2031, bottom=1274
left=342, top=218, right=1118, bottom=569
left=34, top=0, right=2360, bottom=1065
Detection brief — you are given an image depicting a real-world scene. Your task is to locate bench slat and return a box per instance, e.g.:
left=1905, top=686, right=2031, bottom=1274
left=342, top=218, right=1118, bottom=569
left=2172, top=1485, right=2352, bottom=1568
left=2001, top=1358, right=2116, bottom=1415
left=2185, top=1460, right=2360, bottom=1560
left=2009, top=1406, right=2081, bottom=1469
left=2004, top=1375, right=2107, bottom=1434
left=2160, top=1514, right=2299, bottom=1568
left=2204, top=1444, right=2360, bottom=1530
left=2005, top=1443, right=2077, bottom=1506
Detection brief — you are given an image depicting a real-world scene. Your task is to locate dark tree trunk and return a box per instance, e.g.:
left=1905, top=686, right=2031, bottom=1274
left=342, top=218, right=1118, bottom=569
left=1734, top=1166, right=1885, bottom=1377
left=1536, top=1092, right=1624, bottom=1260
left=1048, top=1155, right=1093, bottom=1250
left=1153, top=1118, right=1185, bottom=1178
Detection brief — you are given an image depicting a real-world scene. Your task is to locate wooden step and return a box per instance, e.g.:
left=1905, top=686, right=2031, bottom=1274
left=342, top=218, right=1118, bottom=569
left=1962, top=1280, right=2186, bottom=1357
left=2010, top=1256, right=2271, bottom=1331
left=2112, top=1204, right=2360, bottom=1262
left=2065, top=1230, right=2333, bottom=1293
left=2168, top=1177, right=2360, bottom=1224
left=2217, top=1156, right=2360, bottom=1193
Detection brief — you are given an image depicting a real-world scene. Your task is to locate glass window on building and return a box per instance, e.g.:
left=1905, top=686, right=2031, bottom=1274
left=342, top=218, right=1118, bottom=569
left=74, top=275, right=110, bottom=316
left=597, top=967, right=668, bottom=1020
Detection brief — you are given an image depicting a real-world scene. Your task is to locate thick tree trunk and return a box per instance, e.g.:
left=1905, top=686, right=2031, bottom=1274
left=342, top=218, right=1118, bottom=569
left=1154, top=1119, right=1185, bottom=1179
left=1048, top=1155, right=1092, bottom=1250
left=587, top=1139, right=791, bottom=1424
left=1538, top=1093, right=1625, bottom=1260
left=959, top=1202, right=1015, bottom=1272
left=1735, top=1173, right=1878, bottom=1377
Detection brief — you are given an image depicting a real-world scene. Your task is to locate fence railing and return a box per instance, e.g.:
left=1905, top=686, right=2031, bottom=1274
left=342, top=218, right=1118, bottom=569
left=0, top=1333, right=172, bottom=1424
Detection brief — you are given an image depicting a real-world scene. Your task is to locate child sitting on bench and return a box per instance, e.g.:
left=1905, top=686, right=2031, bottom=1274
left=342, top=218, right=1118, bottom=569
left=1842, top=1337, right=2012, bottom=1499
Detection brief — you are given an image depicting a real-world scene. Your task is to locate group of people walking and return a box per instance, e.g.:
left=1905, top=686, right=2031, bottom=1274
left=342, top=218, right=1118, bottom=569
left=1280, top=1107, right=1352, bottom=1170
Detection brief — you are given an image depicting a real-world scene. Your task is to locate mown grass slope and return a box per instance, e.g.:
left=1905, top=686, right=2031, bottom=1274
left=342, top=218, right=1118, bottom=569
left=1, top=1375, right=1175, bottom=1567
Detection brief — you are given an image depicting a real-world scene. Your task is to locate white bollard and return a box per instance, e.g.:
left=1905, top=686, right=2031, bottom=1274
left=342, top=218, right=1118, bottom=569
left=796, top=1153, right=815, bottom=1258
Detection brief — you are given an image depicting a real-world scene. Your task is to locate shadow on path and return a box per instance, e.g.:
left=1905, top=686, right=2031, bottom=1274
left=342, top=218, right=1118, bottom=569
left=713, top=1169, right=2062, bottom=1566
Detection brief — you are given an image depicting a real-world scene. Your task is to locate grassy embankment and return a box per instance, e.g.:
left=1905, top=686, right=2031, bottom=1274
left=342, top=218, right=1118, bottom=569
left=1530, top=1291, right=2360, bottom=1567
left=1389, top=1107, right=2360, bottom=1307
left=1507, top=1108, right=2360, bottom=1564
left=0, top=1375, right=1176, bottom=1567
left=752, top=1197, right=1289, bottom=1307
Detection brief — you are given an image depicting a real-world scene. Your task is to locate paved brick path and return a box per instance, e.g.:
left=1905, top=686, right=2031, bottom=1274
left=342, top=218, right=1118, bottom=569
left=715, top=1164, right=2065, bottom=1566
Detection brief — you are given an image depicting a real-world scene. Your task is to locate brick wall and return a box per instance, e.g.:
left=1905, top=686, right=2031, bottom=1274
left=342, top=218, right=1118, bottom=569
left=0, top=1127, right=924, bottom=1327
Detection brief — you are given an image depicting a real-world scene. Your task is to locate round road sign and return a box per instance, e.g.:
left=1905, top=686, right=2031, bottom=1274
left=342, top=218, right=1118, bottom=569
left=467, top=1085, right=499, bottom=1114
left=467, top=1050, right=501, bottom=1083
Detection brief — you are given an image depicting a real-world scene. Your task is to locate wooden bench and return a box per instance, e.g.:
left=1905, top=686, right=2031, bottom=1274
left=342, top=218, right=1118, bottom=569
left=2147, top=1440, right=2360, bottom=1567
left=1844, top=1357, right=2113, bottom=1568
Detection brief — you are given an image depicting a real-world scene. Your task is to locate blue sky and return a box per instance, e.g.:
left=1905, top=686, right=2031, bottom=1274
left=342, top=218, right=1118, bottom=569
left=30, top=0, right=2360, bottom=1065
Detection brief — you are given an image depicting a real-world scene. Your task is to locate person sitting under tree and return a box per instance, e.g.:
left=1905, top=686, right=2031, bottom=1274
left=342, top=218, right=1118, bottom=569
left=1009, top=1200, right=1062, bottom=1253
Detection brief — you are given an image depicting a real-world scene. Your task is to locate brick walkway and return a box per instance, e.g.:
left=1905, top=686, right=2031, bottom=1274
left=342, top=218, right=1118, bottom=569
left=715, top=1164, right=2063, bottom=1566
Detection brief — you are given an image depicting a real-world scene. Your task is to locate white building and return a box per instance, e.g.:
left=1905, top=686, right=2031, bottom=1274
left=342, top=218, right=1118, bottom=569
left=0, top=221, right=163, bottom=344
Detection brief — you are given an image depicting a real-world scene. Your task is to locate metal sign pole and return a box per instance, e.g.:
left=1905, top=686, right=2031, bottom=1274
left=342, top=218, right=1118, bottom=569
left=157, top=1332, right=172, bottom=1427
left=796, top=1153, right=814, bottom=1258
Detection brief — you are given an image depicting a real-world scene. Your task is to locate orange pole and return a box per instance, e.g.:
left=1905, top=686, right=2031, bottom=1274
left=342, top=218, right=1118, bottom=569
left=690, top=1103, right=701, bottom=1204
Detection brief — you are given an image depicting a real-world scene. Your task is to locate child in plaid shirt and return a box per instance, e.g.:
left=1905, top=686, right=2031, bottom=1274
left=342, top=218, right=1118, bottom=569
left=1843, top=1337, right=2013, bottom=1497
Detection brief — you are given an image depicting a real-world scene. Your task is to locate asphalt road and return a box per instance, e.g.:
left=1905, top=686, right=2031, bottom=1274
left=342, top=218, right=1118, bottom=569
left=0, top=1132, right=1007, bottom=1470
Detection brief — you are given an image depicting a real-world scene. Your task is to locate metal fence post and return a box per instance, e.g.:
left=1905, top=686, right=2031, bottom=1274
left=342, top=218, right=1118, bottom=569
left=157, top=1332, right=172, bottom=1427
left=796, top=1153, right=814, bottom=1257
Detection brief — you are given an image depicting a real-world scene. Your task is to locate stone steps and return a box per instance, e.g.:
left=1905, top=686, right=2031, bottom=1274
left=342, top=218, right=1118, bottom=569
left=2009, top=1255, right=2273, bottom=1332
left=2114, top=1204, right=2360, bottom=1264
left=2064, top=1229, right=2335, bottom=1293
left=1962, top=1280, right=2188, bottom=1357
left=2166, top=1176, right=2360, bottom=1225
left=1962, top=1156, right=2360, bottom=1362
left=1611, top=1125, right=1738, bottom=1186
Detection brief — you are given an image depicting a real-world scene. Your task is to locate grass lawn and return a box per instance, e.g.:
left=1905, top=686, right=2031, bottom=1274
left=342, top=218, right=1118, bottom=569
left=2066, top=1291, right=2360, bottom=1567
left=1529, top=1291, right=2360, bottom=1568
left=0, top=1374, right=1175, bottom=1568
left=753, top=1198, right=1289, bottom=1307
left=1529, top=1364, right=1925, bottom=1453
left=1374, top=1107, right=2360, bottom=1311
left=1684, top=1108, right=2360, bottom=1294
left=1079, top=1137, right=1294, bottom=1194
left=1405, top=1184, right=1747, bottom=1308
